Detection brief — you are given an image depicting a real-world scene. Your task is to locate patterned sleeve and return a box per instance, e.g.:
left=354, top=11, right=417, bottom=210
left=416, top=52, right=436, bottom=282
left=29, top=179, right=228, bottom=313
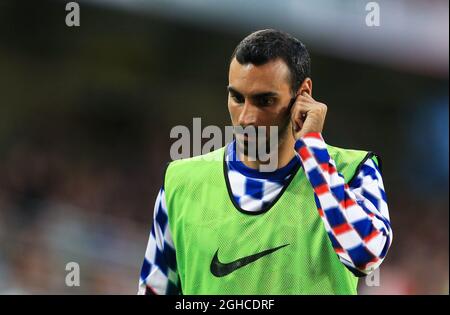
left=295, top=132, right=393, bottom=276
left=137, top=187, right=180, bottom=294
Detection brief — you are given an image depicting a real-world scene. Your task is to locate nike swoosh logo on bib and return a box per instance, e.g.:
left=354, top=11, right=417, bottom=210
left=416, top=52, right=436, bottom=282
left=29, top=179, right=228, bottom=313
left=210, top=244, right=290, bottom=277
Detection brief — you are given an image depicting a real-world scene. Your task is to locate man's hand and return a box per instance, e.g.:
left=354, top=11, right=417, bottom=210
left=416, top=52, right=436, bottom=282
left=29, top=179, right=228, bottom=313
left=290, top=92, right=327, bottom=140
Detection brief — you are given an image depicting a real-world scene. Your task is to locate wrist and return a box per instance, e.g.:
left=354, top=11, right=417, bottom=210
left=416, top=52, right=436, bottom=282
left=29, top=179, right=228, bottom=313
left=294, top=132, right=324, bottom=150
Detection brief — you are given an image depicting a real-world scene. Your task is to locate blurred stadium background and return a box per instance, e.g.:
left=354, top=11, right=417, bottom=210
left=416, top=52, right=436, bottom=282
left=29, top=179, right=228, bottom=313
left=0, top=0, right=448, bottom=294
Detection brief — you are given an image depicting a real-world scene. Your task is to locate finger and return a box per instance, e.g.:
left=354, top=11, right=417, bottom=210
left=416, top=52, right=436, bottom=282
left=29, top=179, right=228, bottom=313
left=291, top=106, right=305, bottom=132
left=301, top=91, right=314, bottom=100
left=295, top=94, right=315, bottom=106
left=291, top=116, right=303, bottom=132
left=301, top=90, right=312, bottom=97
left=290, top=105, right=299, bottom=131
left=293, top=97, right=315, bottom=112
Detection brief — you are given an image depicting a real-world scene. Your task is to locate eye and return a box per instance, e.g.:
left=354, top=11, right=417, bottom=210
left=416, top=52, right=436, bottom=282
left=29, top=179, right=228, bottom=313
left=230, top=93, right=244, bottom=104
left=256, top=96, right=276, bottom=107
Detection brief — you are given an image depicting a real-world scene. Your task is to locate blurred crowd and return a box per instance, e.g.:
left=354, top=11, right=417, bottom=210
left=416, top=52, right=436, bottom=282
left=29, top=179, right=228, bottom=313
left=0, top=142, right=161, bottom=294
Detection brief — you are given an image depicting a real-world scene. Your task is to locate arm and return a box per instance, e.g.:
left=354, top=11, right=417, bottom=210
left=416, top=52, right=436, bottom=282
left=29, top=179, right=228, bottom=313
left=295, top=132, right=393, bottom=275
left=138, top=187, right=180, bottom=294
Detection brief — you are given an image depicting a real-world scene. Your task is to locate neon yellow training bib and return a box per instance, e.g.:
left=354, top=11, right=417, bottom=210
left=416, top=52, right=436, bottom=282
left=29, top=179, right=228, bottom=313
left=165, top=144, right=372, bottom=294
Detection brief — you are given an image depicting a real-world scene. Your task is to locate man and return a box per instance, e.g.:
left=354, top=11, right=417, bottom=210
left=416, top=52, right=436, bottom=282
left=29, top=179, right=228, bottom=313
left=138, top=29, right=392, bottom=295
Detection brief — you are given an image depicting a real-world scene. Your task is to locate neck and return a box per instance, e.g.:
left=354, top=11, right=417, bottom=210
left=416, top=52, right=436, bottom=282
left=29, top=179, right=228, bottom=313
left=238, top=134, right=297, bottom=171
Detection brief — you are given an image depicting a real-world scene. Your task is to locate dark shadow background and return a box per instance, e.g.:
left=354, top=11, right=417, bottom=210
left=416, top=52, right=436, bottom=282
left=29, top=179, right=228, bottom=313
left=0, top=1, right=448, bottom=294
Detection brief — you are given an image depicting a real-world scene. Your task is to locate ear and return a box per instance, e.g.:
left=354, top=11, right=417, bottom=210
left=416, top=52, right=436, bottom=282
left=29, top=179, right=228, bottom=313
left=296, top=78, right=312, bottom=96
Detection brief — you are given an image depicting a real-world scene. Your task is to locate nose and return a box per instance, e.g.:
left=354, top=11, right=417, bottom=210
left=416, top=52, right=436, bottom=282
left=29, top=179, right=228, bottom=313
left=238, top=101, right=257, bottom=127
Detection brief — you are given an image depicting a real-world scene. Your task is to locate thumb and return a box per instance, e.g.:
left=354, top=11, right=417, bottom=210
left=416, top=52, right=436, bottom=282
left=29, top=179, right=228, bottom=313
left=301, top=90, right=313, bottom=99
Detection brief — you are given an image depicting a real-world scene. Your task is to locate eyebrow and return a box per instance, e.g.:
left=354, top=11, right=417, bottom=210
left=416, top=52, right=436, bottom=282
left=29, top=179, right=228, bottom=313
left=226, top=86, right=279, bottom=98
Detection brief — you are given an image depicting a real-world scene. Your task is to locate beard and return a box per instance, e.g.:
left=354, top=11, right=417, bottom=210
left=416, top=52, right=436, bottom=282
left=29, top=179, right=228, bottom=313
left=234, top=118, right=291, bottom=161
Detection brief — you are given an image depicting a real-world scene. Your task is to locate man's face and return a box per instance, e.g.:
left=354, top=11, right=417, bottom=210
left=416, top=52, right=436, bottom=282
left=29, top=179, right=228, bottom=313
left=227, top=57, right=294, bottom=157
